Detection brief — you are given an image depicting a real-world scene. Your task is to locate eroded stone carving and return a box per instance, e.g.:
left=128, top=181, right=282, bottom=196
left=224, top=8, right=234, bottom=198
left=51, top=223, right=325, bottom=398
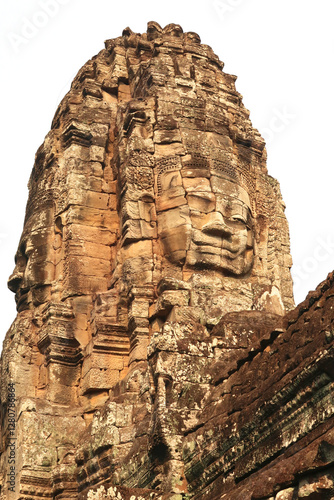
left=8, top=203, right=56, bottom=310
left=4, top=22, right=330, bottom=500
left=157, top=169, right=254, bottom=275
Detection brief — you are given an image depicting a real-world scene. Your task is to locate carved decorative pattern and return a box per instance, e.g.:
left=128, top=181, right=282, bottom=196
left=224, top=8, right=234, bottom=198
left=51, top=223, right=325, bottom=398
left=156, top=156, right=181, bottom=195
left=127, top=166, right=154, bottom=190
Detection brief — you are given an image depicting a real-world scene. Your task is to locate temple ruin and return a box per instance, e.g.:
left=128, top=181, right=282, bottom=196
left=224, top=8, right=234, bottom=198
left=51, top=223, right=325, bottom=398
left=1, top=22, right=334, bottom=500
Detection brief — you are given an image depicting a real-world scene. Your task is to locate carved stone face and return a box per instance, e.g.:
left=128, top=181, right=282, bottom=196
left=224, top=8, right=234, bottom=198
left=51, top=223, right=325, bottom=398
left=8, top=210, right=55, bottom=311
left=157, top=171, right=254, bottom=276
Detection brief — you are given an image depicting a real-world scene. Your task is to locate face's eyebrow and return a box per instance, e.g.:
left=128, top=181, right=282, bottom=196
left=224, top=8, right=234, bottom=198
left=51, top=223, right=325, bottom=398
left=217, top=196, right=249, bottom=208
left=187, top=192, right=215, bottom=201
left=228, top=198, right=252, bottom=214
left=14, top=241, right=28, bottom=265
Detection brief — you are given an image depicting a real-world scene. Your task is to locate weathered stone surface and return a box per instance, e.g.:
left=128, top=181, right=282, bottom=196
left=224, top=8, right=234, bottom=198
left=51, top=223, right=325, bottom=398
left=1, top=21, right=334, bottom=500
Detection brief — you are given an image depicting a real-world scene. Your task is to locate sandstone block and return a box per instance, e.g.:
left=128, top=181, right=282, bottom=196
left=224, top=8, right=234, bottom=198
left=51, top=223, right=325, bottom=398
left=82, top=353, right=125, bottom=377
left=154, top=129, right=182, bottom=144
left=81, top=368, right=120, bottom=394
left=129, top=299, right=150, bottom=319
left=183, top=177, right=211, bottom=192
left=66, top=188, right=110, bottom=209
left=48, top=363, right=81, bottom=387
left=47, top=383, right=79, bottom=405
left=66, top=205, right=119, bottom=229
left=150, top=290, right=190, bottom=318
left=65, top=224, right=117, bottom=245
left=167, top=306, right=205, bottom=324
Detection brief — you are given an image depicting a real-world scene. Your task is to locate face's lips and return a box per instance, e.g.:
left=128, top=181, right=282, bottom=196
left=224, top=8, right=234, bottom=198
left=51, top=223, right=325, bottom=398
left=194, top=246, right=243, bottom=259
left=192, top=229, right=231, bottom=248
left=16, top=288, right=30, bottom=311
left=192, top=229, right=247, bottom=255
left=222, top=241, right=246, bottom=254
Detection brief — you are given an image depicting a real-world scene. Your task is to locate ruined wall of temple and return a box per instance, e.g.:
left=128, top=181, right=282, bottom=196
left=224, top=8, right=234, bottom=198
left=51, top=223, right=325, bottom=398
left=0, top=22, right=299, bottom=500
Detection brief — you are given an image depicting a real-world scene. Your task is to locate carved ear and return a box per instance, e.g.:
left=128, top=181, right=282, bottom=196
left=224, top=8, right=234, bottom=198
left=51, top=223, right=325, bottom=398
left=54, top=217, right=63, bottom=252
left=55, top=216, right=63, bottom=237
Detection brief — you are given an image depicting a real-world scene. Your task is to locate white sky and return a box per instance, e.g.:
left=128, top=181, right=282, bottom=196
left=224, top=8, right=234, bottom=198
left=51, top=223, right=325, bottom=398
left=1, top=0, right=333, bottom=348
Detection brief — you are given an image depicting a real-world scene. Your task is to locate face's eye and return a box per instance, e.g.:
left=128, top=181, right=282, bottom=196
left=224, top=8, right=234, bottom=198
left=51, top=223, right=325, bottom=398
left=16, top=255, right=28, bottom=268
left=188, top=193, right=215, bottom=213
left=15, top=242, right=28, bottom=268
left=230, top=214, right=247, bottom=224
left=228, top=201, right=252, bottom=228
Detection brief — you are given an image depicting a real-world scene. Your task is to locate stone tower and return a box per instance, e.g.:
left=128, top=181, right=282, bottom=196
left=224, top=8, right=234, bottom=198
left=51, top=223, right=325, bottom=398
left=2, top=22, right=333, bottom=500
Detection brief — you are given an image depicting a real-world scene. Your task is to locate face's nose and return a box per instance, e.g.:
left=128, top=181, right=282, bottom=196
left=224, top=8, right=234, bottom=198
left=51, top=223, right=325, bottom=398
left=8, top=246, right=27, bottom=294
left=8, top=267, right=24, bottom=293
left=201, top=212, right=232, bottom=237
